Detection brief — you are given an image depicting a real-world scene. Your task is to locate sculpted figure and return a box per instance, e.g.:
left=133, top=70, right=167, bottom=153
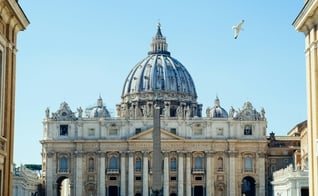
left=206, top=107, right=211, bottom=117
left=77, top=107, right=83, bottom=118
left=176, top=105, right=183, bottom=118
left=260, top=107, right=265, bottom=119
left=45, top=107, right=50, bottom=118
left=229, top=106, right=235, bottom=118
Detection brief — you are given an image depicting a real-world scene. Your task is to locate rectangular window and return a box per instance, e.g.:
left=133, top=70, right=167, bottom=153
left=244, top=157, right=253, bottom=172
left=135, top=128, right=141, bottom=134
left=170, top=176, right=177, bottom=181
left=88, top=128, right=95, bottom=136
left=170, top=128, right=176, bottom=134
left=109, top=176, right=116, bottom=181
left=59, top=156, right=68, bottom=173
left=244, top=125, right=252, bottom=135
left=109, top=129, right=118, bottom=136
left=193, top=129, right=202, bottom=136
left=217, top=128, right=224, bottom=136
left=135, top=176, right=142, bottom=181
left=60, top=125, right=68, bottom=136
left=195, top=176, right=202, bottom=181
left=170, top=158, right=177, bottom=171
left=135, top=158, right=142, bottom=172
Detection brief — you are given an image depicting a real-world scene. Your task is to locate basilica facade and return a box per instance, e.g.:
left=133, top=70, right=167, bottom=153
left=41, top=24, right=270, bottom=196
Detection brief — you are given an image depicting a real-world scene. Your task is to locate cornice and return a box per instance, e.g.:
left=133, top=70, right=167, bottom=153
left=293, top=0, right=318, bottom=33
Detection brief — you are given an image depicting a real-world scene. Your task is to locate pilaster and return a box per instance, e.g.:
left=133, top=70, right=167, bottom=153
left=74, top=151, right=83, bottom=196
left=177, top=152, right=184, bottom=196
left=98, top=151, right=106, bottom=196
left=143, top=151, right=149, bottom=196
left=120, top=151, right=127, bottom=196
left=128, top=151, right=134, bottom=195
left=206, top=151, right=214, bottom=196
left=163, top=152, right=169, bottom=196
left=185, top=152, right=191, bottom=196
left=227, top=151, right=238, bottom=196
left=46, top=151, right=55, bottom=195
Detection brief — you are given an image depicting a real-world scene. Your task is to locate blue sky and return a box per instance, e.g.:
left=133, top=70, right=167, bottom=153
left=14, top=1, right=306, bottom=165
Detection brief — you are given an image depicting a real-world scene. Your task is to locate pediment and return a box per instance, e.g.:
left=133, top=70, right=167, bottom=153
left=128, top=128, right=184, bottom=141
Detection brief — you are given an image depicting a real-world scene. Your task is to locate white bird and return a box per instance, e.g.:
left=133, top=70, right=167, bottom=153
left=232, top=19, right=244, bottom=39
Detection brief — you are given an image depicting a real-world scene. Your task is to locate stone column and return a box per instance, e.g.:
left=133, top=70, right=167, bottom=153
left=258, top=152, right=266, bottom=195
left=120, top=152, right=126, bottom=196
left=143, top=152, right=149, bottom=196
left=74, top=151, right=83, bottom=196
left=128, top=152, right=134, bottom=195
left=185, top=152, right=191, bottom=196
left=228, top=151, right=237, bottom=196
left=99, top=152, right=106, bottom=196
left=163, top=152, right=169, bottom=196
left=206, top=152, right=213, bottom=196
left=178, top=152, right=184, bottom=196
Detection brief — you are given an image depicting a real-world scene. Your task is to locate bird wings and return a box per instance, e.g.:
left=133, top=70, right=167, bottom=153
left=232, top=20, right=244, bottom=39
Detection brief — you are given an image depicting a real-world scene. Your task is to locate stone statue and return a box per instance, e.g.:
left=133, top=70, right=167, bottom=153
left=45, top=107, right=50, bottom=118
left=261, top=107, right=265, bottom=119
left=206, top=107, right=210, bottom=117
left=176, top=105, right=183, bottom=119
left=77, top=107, right=83, bottom=118
left=141, top=105, right=147, bottom=117
left=185, top=105, right=191, bottom=119
left=229, top=106, right=235, bottom=118
left=164, top=104, right=170, bottom=118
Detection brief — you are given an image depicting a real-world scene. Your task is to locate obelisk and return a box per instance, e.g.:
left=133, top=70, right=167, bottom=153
left=152, top=100, right=162, bottom=195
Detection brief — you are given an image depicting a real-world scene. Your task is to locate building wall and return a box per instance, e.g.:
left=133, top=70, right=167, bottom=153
left=0, top=1, right=29, bottom=196
left=293, top=1, right=318, bottom=195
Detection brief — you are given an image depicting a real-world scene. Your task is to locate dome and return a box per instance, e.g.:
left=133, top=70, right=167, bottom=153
left=206, top=96, right=228, bottom=118
left=86, top=96, right=111, bottom=118
left=118, top=23, right=202, bottom=119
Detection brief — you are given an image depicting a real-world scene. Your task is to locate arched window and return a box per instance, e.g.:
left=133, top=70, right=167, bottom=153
left=195, top=157, right=202, bottom=169
left=59, top=156, right=68, bottom=172
left=170, top=157, right=177, bottom=171
left=135, top=157, right=142, bottom=171
left=88, top=157, right=94, bottom=172
left=109, top=156, right=118, bottom=169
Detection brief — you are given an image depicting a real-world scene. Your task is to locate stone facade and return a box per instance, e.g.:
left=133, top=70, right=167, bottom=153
left=41, top=99, right=268, bottom=196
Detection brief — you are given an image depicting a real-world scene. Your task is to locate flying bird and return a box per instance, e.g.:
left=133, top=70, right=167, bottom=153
left=232, top=20, right=244, bottom=39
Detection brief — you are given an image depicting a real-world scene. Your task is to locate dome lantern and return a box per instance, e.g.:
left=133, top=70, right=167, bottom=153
left=148, top=22, right=170, bottom=56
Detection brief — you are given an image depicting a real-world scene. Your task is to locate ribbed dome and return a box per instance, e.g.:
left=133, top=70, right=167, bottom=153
left=86, top=96, right=111, bottom=118
left=206, top=96, right=228, bottom=118
left=118, top=23, right=202, bottom=119
left=122, top=54, right=197, bottom=99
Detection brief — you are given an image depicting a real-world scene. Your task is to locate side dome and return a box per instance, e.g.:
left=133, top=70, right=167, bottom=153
left=86, top=96, right=111, bottom=118
left=206, top=96, right=228, bottom=118
left=118, top=23, right=202, bottom=119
